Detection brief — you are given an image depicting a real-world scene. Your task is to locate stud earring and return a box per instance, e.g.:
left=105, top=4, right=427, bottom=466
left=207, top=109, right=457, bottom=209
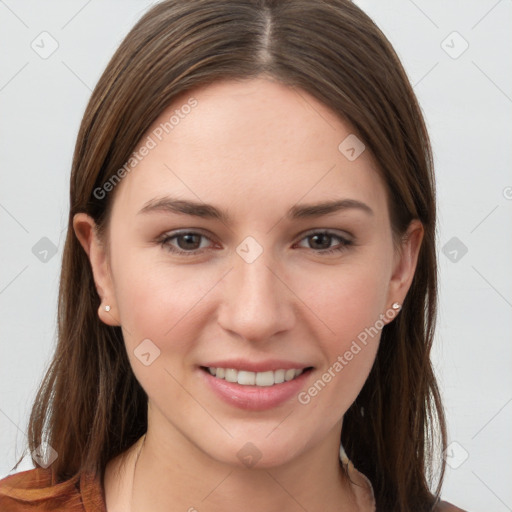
left=392, top=302, right=401, bottom=310
left=104, top=305, right=111, bottom=312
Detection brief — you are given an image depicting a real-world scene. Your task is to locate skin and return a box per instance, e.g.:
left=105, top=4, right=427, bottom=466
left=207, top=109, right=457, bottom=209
left=74, top=77, right=423, bottom=512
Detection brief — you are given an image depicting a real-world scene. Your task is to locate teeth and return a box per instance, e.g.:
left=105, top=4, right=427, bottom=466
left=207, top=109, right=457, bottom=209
left=255, top=371, right=274, bottom=387
left=207, top=367, right=305, bottom=386
left=225, top=368, right=238, bottom=383
left=274, top=369, right=285, bottom=384
left=238, top=370, right=255, bottom=385
left=285, top=369, right=296, bottom=382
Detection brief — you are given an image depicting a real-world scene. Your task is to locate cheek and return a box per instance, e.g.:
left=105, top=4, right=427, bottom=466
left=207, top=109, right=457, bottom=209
left=292, top=258, right=390, bottom=411
left=295, top=256, right=391, bottom=342
left=111, top=250, right=220, bottom=351
left=111, top=255, right=216, bottom=405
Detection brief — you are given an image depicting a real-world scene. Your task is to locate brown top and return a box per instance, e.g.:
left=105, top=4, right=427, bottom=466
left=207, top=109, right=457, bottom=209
left=0, top=467, right=106, bottom=512
left=0, top=464, right=464, bottom=512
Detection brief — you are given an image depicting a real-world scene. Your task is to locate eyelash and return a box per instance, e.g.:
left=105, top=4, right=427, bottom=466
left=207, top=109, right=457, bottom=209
left=157, top=229, right=353, bottom=257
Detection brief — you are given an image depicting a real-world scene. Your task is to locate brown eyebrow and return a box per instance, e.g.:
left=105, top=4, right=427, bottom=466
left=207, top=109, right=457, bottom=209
left=138, top=196, right=374, bottom=222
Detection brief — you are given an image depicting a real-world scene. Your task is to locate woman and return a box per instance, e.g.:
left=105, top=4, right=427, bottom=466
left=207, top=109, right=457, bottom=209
left=0, top=1, right=466, bottom=511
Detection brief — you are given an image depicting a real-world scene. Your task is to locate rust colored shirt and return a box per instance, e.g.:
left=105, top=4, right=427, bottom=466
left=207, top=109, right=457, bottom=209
left=0, top=467, right=106, bottom=512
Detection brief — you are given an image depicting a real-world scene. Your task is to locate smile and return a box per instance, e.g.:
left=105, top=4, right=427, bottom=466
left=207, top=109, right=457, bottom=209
left=202, top=366, right=311, bottom=387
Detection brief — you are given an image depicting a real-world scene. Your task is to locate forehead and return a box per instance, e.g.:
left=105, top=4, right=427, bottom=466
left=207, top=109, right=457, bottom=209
left=110, top=77, right=388, bottom=221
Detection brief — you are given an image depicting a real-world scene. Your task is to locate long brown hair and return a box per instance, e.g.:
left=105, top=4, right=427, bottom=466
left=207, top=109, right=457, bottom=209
left=14, top=1, right=447, bottom=510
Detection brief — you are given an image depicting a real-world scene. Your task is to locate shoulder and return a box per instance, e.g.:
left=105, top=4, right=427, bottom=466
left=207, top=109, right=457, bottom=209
left=436, top=500, right=468, bottom=512
left=0, top=467, right=105, bottom=512
left=0, top=467, right=53, bottom=489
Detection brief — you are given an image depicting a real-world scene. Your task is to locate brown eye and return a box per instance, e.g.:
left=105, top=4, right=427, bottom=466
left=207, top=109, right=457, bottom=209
left=296, top=230, right=353, bottom=254
left=158, top=231, right=214, bottom=255
left=308, top=233, right=334, bottom=250
left=175, top=233, right=203, bottom=250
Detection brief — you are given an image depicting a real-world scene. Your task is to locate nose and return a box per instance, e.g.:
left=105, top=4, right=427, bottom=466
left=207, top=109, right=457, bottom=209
left=217, top=249, right=296, bottom=343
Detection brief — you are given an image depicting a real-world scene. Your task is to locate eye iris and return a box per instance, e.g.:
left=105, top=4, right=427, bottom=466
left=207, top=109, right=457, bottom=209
left=170, top=233, right=342, bottom=252
left=310, top=233, right=332, bottom=250
left=177, top=233, right=201, bottom=250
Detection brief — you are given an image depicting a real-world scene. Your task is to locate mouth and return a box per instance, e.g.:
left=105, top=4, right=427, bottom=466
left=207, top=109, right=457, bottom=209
left=200, top=366, right=314, bottom=387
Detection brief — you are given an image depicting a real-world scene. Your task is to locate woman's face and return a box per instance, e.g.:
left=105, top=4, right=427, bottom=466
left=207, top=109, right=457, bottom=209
left=76, top=77, right=421, bottom=468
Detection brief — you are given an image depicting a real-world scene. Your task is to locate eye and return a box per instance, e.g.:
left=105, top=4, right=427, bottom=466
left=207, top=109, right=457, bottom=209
left=158, top=230, right=215, bottom=255
left=295, top=230, right=353, bottom=255
left=156, top=229, right=353, bottom=257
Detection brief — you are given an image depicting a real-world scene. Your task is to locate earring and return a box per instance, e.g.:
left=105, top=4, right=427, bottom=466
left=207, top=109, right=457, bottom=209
left=392, top=302, right=401, bottom=310
left=104, top=305, right=111, bottom=312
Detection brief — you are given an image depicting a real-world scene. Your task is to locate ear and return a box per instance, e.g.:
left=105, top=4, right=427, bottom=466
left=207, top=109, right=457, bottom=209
left=73, top=213, right=120, bottom=326
left=386, top=219, right=424, bottom=309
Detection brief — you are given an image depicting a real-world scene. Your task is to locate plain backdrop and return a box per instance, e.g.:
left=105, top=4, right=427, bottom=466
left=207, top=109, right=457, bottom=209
left=1, top=1, right=511, bottom=510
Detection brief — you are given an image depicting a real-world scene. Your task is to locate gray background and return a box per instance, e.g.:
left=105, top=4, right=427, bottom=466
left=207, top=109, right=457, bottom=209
left=1, top=1, right=511, bottom=510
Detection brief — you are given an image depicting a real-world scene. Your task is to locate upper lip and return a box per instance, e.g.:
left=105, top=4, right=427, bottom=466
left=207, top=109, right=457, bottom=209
left=200, top=359, right=313, bottom=373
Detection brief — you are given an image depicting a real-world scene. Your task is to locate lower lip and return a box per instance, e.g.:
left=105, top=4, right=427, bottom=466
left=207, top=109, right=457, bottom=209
left=199, top=367, right=313, bottom=411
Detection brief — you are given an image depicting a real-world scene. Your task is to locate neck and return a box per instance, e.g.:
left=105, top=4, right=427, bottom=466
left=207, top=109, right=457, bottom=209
left=125, top=428, right=362, bottom=512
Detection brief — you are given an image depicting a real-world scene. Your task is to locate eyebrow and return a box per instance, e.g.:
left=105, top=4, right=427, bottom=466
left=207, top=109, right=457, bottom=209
left=138, top=196, right=374, bottom=222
